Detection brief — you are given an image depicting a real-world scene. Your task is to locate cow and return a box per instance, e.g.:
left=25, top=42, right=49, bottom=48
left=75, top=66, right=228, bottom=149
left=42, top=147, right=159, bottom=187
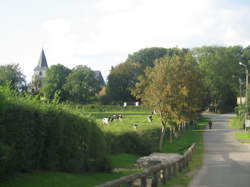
left=147, top=115, right=153, bottom=122
left=132, top=123, right=139, bottom=130
left=102, top=118, right=109, bottom=125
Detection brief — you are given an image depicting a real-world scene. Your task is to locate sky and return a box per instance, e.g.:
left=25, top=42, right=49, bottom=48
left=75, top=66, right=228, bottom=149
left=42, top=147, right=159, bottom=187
left=0, top=0, right=250, bottom=82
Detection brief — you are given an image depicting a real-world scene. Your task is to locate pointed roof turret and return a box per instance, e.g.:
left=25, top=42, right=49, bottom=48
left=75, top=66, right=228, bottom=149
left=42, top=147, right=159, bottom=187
left=34, top=49, right=48, bottom=71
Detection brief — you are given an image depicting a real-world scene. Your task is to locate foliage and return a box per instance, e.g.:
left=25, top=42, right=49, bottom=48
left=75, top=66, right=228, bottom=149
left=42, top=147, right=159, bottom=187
left=42, top=64, right=71, bottom=101
left=192, top=46, right=242, bottom=112
left=0, top=86, right=111, bottom=179
left=0, top=64, right=26, bottom=91
left=126, top=47, right=168, bottom=68
left=133, top=54, right=205, bottom=150
left=63, top=65, right=100, bottom=104
left=126, top=47, right=189, bottom=68
left=105, top=62, right=141, bottom=103
left=104, top=47, right=190, bottom=104
left=163, top=118, right=207, bottom=187
left=0, top=118, right=208, bottom=187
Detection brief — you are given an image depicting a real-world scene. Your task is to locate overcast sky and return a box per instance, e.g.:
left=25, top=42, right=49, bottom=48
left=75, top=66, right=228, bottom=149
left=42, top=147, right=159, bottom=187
left=0, top=0, right=250, bottom=82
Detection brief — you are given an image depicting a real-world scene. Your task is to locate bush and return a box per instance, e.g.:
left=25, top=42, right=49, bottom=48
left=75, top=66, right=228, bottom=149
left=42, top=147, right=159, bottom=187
left=105, top=128, right=159, bottom=155
left=0, top=87, right=111, bottom=179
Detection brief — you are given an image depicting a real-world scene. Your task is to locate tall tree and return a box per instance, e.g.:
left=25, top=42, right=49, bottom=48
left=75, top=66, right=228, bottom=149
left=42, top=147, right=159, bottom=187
left=192, top=46, right=242, bottom=112
left=133, top=55, right=205, bottom=150
left=106, top=62, right=141, bottom=103
left=42, top=64, right=71, bottom=101
left=63, top=65, right=100, bottom=104
left=126, top=47, right=189, bottom=69
left=0, top=64, right=26, bottom=91
left=105, top=47, right=189, bottom=103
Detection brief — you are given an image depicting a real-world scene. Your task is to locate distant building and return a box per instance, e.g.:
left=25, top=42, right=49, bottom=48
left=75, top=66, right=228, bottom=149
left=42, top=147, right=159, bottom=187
left=94, top=70, right=105, bottom=88
left=32, top=49, right=48, bottom=93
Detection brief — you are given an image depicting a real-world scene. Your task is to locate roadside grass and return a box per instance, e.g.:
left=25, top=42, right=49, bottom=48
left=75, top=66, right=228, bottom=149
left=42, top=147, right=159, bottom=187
left=230, top=116, right=243, bottom=129
left=161, top=117, right=208, bottom=187
left=0, top=109, right=207, bottom=187
left=230, top=116, right=250, bottom=142
left=235, top=132, right=250, bottom=142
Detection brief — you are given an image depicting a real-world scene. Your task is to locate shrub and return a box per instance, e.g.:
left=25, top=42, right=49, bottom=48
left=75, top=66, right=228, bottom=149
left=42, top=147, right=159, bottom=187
left=105, top=128, right=159, bottom=155
left=0, top=87, right=111, bottom=179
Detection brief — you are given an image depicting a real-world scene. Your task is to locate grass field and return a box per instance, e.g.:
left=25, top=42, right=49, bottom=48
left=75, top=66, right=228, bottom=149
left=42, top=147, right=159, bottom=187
left=0, top=108, right=207, bottom=187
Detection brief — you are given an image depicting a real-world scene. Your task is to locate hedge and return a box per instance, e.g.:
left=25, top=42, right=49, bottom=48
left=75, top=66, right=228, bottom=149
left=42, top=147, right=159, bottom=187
left=0, top=87, right=111, bottom=179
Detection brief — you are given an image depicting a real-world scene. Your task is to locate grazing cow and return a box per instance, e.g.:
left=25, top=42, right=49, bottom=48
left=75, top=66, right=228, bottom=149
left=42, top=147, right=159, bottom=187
left=118, top=114, right=123, bottom=120
left=102, top=117, right=110, bottom=125
left=110, top=114, right=123, bottom=121
left=132, top=123, right=139, bottom=130
left=147, top=115, right=153, bottom=122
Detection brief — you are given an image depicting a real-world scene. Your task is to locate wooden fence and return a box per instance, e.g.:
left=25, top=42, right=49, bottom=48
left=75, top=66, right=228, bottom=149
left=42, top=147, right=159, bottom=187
left=96, top=143, right=196, bottom=187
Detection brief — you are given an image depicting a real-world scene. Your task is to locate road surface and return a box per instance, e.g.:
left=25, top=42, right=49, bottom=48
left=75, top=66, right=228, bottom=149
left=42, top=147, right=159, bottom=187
left=189, top=114, right=250, bottom=187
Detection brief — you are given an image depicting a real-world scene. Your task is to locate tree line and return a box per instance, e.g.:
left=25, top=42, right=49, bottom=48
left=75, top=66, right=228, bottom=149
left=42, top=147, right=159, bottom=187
left=0, top=45, right=250, bottom=112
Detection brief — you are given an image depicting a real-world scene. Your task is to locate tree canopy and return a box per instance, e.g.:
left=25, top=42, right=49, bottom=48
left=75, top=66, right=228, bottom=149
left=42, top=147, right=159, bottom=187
left=63, top=65, right=100, bottom=104
left=133, top=54, right=205, bottom=150
left=106, top=62, right=141, bottom=103
left=0, top=64, right=26, bottom=91
left=192, top=46, right=242, bottom=112
left=42, top=64, right=71, bottom=101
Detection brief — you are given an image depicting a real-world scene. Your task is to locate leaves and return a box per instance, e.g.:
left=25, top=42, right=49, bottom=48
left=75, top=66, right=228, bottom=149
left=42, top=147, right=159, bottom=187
left=63, top=65, right=100, bottom=104
left=42, top=64, right=71, bottom=101
left=0, top=64, right=26, bottom=91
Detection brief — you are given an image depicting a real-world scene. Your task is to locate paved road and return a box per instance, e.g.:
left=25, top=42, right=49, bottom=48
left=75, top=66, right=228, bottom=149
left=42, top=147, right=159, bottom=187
left=189, top=114, right=250, bottom=187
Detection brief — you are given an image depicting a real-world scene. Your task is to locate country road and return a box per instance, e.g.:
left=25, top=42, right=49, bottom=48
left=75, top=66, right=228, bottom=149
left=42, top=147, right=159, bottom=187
left=189, top=114, right=250, bottom=187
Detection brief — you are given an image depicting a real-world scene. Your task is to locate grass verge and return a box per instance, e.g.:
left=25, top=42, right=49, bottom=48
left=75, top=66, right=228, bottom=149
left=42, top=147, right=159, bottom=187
left=161, top=117, right=208, bottom=187
left=235, top=132, right=250, bottom=142
left=230, top=116, right=243, bottom=129
left=230, top=116, right=250, bottom=142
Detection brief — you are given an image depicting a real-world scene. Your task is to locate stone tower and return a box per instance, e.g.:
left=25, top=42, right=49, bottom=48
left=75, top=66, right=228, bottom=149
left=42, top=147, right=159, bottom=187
left=32, top=49, right=48, bottom=93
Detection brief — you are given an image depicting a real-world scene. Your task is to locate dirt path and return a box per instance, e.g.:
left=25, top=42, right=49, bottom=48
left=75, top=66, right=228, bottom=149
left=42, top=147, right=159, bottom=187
left=189, top=114, right=250, bottom=187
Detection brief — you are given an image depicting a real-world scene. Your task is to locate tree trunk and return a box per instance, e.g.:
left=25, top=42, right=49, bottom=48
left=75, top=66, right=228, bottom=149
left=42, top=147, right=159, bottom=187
left=169, top=128, right=173, bottom=143
left=159, top=126, right=166, bottom=151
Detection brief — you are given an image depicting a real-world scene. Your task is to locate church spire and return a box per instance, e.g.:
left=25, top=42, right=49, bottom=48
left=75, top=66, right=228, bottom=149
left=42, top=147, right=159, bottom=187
left=34, top=49, right=48, bottom=70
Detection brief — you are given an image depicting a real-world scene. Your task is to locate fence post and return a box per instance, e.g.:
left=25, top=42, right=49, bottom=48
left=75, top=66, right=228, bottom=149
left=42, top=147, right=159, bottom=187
left=141, top=177, right=147, bottom=187
left=172, top=162, right=177, bottom=176
left=167, top=165, right=172, bottom=180
left=125, top=181, right=133, bottom=187
left=151, top=172, right=158, bottom=187
left=160, top=169, right=166, bottom=184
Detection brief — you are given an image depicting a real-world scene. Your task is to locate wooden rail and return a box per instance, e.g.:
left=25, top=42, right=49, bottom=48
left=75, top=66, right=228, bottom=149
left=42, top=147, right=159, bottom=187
left=96, top=143, right=196, bottom=187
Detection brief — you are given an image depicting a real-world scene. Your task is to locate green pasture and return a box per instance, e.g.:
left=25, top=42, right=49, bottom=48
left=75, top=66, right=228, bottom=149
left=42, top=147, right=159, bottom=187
left=93, top=111, right=161, bottom=132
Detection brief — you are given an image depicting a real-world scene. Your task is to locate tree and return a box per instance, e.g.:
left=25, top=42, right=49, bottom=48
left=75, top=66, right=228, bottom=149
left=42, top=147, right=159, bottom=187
left=126, top=47, right=189, bottom=69
left=0, top=64, right=26, bottom=91
left=42, top=64, right=71, bottom=101
left=192, top=46, right=242, bottom=112
left=106, top=62, right=141, bottom=103
left=105, top=47, right=190, bottom=103
left=63, top=65, right=100, bottom=104
left=133, top=54, right=205, bottom=150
